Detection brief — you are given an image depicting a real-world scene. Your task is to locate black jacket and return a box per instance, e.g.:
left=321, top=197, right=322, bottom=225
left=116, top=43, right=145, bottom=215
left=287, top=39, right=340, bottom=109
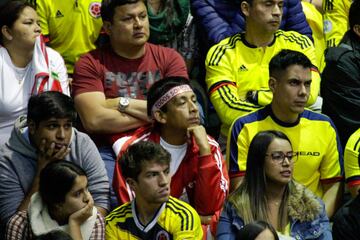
left=321, top=31, right=360, bottom=146
left=333, top=193, right=360, bottom=239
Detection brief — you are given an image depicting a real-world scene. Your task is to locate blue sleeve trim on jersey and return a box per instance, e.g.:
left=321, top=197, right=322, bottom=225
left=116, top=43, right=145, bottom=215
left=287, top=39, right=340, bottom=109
left=229, top=106, right=270, bottom=173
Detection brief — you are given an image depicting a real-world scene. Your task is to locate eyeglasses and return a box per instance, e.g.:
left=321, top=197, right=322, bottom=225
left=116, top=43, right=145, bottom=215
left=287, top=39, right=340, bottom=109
left=266, top=151, right=296, bottom=164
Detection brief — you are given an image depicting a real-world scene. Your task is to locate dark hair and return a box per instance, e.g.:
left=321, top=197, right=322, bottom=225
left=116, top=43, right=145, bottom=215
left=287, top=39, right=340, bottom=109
left=39, top=161, right=87, bottom=207
left=34, top=230, right=73, bottom=240
left=101, top=0, right=144, bottom=22
left=349, top=0, right=360, bottom=30
left=229, top=130, right=292, bottom=230
left=27, top=91, right=77, bottom=126
left=120, top=141, right=171, bottom=181
left=269, top=49, right=313, bottom=79
left=147, top=76, right=191, bottom=117
left=0, top=1, right=34, bottom=45
left=236, top=221, right=279, bottom=240
left=244, top=130, right=291, bottom=194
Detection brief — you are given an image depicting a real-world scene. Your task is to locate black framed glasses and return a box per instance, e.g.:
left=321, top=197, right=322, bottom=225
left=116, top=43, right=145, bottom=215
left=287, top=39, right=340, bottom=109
left=266, top=151, right=296, bottom=164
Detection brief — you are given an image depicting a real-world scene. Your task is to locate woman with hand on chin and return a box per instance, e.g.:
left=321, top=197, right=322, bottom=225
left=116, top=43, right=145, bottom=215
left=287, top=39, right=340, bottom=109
left=6, top=161, right=104, bottom=240
left=0, top=0, right=69, bottom=145
left=217, top=130, right=332, bottom=240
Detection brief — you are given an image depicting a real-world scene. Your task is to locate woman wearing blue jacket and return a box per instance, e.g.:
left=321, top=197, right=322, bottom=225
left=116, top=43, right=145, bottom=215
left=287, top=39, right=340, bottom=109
left=216, top=130, right=332, bottom=240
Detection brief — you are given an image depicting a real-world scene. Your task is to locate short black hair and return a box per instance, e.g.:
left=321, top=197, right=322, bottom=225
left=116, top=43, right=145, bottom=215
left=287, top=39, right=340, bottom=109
left=120, top=141, right=171, bottom=181
left=34, top=230, right=73, bottom=240
left=39, top=161, right=87, bottom=207
left=27, top=91, right=77, bottom=126
left=236, top=221, right=279, bottom=240
left=101, top=0, right=144, bottom=22
left=349, top=0, right=360, bottom=30
left=269, top=49, right=313, bottom=79
left=147, top=76, right=191, bottom=117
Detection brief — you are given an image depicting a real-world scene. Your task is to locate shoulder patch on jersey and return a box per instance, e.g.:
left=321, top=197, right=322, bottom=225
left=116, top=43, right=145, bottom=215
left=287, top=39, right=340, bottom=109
left=89, top=2, right=101, bottom=18
left=156, top=230, right=170, bottom=240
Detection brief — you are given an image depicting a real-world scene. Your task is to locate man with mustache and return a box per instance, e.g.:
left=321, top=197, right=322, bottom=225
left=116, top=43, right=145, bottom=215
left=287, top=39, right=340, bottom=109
left=71, top=0, right=188, bottom=209
left=227, top=49, right=342, bottom=218
left=205, top=0, right=321, bottom=149
left=110, top=76, right=229, bottom=237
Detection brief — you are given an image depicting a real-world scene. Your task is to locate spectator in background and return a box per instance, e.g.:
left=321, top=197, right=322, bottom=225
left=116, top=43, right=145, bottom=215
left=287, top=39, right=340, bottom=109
left=332, top=188, right=360, bottom=240
left=301, top=0, right=327, bottom=72
left=343, top=128, right=360, bottom=198
left=146, top=0, right=196, bottom=72
left=6, top=161, right=105, bottom=239
left=191, top=0, right=313, bottom=47
left=322, top=0, right=351, bottom=48
left=217, top=130, right=331, bottom=240
left=0, top=91, right=109, bottom=237
left=106, top=141, right=203, bottom=239
left=71, top=0, right=188, bottom=209
left=29, top=0, right=103, bottom=76
left=205, top=0, right=320, bottom=144
left=321, top=0, right=360, bottom=148
left=0, top=1, right=69, bottom=145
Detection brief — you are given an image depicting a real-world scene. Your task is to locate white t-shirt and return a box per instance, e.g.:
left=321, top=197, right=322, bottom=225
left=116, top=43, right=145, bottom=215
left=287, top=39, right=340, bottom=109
left=160, top=137, right=187, bottom=176
left=0, top=47, right=69, bottom=145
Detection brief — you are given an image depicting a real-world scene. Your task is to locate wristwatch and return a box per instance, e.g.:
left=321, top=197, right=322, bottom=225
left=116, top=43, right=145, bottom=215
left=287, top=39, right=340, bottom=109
left=118, top=97, right=130, bottom=113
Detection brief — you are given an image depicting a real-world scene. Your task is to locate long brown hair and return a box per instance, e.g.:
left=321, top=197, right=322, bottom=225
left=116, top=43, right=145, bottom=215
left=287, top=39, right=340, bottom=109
left=229, top=130, right=292, bottom=231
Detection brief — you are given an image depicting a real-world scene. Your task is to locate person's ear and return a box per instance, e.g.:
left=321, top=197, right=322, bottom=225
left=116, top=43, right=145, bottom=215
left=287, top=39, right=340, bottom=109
left=1, top=25, right=13, bottom=41
left=102, top=21, right=112, bottom=35
left=28, top=119, right=36, bottom=135
left=269, top=77, right=277, bottom=93
left=126, top=178, right=137, bottom=191
left=153, top=110, right=167, bottom=124
left=353, top=24, right=360, bottom=38
left=241, top=1, right=250, bottom=17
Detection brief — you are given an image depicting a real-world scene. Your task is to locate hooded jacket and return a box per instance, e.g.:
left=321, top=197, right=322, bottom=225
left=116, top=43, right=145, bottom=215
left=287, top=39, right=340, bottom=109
left=216, top=181, right=332, bottom=240
left=0, top=116, right=109, bottom=235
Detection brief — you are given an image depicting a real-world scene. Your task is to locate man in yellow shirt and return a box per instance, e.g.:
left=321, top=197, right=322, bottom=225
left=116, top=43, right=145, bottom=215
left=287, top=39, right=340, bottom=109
left=227, top=49, right=342, bottom=218
left=205, top=0, right=320, bottom=141
left=106, top=141, right=203, bottom=239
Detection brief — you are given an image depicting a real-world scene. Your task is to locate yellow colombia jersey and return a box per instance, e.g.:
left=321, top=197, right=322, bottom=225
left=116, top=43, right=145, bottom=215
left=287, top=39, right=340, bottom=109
left=344, top=128, right=360, bottom=188
left=323, top=0, right=352, bottom=48
left=35, top=0, right=103, bottom=74
left=227, top=105, right=343, bottom=198
left=205, top=30, right=320, bottom=136
left=301, top=1, right=326, bottom=72
left=105, top=196, right=203, bottom=240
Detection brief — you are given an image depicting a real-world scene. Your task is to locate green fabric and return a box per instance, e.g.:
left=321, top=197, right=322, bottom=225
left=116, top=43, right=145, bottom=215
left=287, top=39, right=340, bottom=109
left=147, top=0, right=190, bottom=44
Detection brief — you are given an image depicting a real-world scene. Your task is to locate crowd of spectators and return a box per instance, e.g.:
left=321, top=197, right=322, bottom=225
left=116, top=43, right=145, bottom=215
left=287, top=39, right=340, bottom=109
left=1, top=0, right=360, bottom=239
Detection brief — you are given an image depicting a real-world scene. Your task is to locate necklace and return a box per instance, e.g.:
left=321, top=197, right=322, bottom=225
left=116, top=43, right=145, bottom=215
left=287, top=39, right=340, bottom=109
left=14, top=64, right=29, bottom=85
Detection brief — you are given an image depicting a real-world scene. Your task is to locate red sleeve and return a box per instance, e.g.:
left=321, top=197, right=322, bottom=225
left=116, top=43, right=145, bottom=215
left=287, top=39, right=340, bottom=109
left=112, top=159, right=132, bottom=205
left=193, top=140, right=229, bottom=215
left=161, top=47, right=188, bottom=79
left=72, top=50, right=104, bottom=97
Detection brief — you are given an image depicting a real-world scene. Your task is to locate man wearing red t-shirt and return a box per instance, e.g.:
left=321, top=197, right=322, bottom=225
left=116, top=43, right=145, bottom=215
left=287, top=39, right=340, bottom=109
left=71, top=0, right=187, bottom=209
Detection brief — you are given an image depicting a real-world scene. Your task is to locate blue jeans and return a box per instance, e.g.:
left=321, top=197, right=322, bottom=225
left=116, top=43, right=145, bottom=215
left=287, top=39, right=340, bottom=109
left=98, top=146, right=119, bottom=210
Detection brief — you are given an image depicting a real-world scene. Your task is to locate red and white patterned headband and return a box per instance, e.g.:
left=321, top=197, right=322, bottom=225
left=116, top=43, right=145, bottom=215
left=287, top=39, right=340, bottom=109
left=151, top=84, right=193, bottom=116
